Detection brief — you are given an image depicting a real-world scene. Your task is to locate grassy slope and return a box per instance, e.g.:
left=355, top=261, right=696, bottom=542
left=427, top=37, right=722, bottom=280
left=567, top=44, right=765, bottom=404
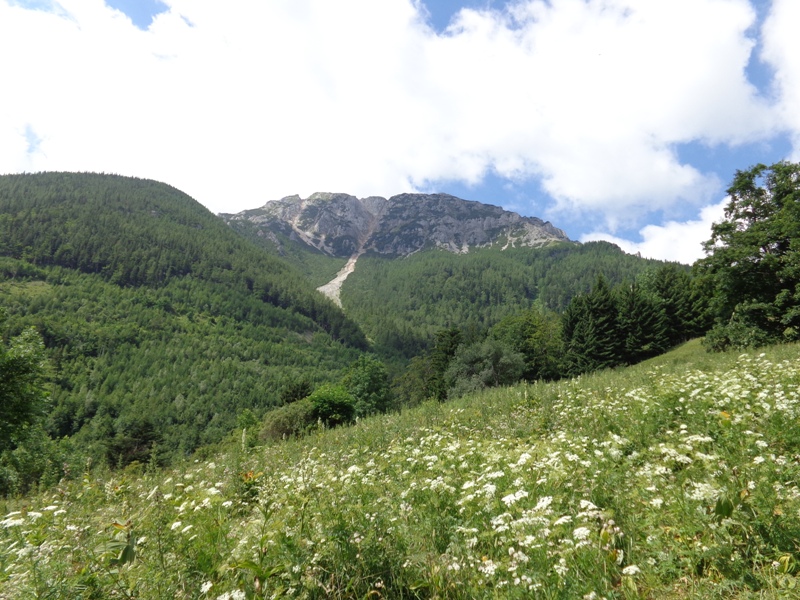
left=3, top=340, right=800, bottom=598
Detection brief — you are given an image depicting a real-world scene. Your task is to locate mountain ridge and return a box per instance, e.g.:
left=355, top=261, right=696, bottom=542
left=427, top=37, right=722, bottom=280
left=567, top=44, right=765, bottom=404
left=221, top=192, right=571, bottom=259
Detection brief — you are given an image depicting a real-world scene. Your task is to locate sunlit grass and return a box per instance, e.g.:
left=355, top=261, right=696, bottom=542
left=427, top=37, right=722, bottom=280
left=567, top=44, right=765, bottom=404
left=3, top=342, right=800, bottom=598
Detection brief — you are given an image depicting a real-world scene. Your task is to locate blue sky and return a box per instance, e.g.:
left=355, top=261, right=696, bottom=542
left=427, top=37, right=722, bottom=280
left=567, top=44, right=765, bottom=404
left=2, top=0, right=799, bottom=263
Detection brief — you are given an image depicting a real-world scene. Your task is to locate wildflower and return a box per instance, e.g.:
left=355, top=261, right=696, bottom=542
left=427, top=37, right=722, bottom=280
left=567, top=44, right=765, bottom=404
left=622, top=565, right=640, bottom=575
left=650, top=498, right=664, bottom=508
left=201, top=581, right=213, bottom=594
left=1, top=518, right=24, bottom=528
left=501, top=490, right=528, bottom=507
left=753, top=456, right=765, bottom=464
left=171, top=521, right=182, bottom=531
left=553, top=558, right=568, bottom=576
left=573, top=526, right=591, bottom=540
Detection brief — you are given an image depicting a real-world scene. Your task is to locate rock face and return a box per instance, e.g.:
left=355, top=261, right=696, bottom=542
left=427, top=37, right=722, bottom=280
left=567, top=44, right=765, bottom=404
left=222, top=192, right=570, bottom=258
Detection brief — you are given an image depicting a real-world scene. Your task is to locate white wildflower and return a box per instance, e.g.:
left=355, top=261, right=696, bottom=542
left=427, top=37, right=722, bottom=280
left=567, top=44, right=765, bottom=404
left=501, top=490, right=528, bottom=507
left=622, top=565, right=640, bottom=575
left=201, top=581, right=213, bottom=594
left=573, top=526, right=591, bottom=540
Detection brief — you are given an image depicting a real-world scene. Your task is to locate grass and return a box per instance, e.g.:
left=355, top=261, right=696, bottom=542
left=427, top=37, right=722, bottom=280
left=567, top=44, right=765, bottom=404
left=3, top=341, right=800, bottom=598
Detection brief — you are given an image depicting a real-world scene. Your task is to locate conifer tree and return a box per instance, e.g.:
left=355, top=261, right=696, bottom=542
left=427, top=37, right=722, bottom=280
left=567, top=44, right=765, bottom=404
left=616, top=282, right=668, bottom=363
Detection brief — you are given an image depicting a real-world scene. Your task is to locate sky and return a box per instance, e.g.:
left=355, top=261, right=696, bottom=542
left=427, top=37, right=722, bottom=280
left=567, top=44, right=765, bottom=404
left=1, top=0, right=799, bottom=264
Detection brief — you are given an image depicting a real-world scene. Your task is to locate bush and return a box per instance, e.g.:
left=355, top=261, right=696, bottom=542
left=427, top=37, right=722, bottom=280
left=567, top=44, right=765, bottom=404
left=258, top=399, right=315, bottom=441
left=308, top=384, right=355, bottom=427
left=445, top=339, right=525, bottom=399
left=703, top=319, right=775, bottom=352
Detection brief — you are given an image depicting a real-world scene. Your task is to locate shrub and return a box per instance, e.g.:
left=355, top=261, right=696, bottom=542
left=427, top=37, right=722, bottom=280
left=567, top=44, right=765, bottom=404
left=308, top=384, right=355, bottom=427
left=258, top=399, right=315, bottom=441
left=703, top=318, right=775, bottom=352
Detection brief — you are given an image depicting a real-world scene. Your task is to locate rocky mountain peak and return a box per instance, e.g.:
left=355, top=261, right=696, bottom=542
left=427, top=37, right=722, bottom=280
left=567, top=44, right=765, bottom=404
left=222, top=192, right=570, bottom=258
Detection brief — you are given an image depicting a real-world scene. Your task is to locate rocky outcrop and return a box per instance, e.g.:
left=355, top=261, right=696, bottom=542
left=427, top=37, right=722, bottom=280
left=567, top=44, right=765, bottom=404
left=222, top=192, right=570, bottom=258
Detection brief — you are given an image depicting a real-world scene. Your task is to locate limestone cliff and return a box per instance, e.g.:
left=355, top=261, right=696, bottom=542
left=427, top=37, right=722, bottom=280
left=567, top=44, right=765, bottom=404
left=222, top=192, right=570, bottom=258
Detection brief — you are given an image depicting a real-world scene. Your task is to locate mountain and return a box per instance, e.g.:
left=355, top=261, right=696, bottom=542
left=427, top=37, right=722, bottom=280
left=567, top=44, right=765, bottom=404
left=223, top=193, right=669, bottom=360
left=221, top=192, right=569, bottom=258
left=0, top=173, right=367, bottom=470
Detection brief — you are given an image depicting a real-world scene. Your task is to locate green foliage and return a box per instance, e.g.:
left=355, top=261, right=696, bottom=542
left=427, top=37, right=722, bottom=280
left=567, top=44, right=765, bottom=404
left=562, top=276, right=622, bottom=374
left=562, top=268, right=703, bottom=375
left=0, top=316, right=48, bottom=453
left=444, top=338, right=525, bottom=398
left=616, top=281, right=668, bottom=364
left=696, top=161, right=800, bottom=347
left=279, top=379, right=313, bottom=405
left=341, top=354, right=394, bottom=417
left=0, top=172, right=367, bottom=349
left=308, top=384, right=355, bottom=428
left=5, top=343, right=800, bottom=598
left=0, top=263, right=361, bottom=472
left=258, top=399, right=315, bottom=441
left=490, top=303, right=562, bottom=381
left=341, top=242, right=666, bottom=358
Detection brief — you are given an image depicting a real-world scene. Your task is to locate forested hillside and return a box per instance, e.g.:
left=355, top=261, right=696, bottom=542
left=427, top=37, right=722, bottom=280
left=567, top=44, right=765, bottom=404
left=340, top=241, right=668, bottom=357
left=0, top=173, right=368, bottom=492
left=0, top=173, right=366, bottom=348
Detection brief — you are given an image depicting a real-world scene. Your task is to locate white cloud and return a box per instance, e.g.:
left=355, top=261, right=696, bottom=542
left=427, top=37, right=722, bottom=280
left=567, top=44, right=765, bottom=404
left=761, top=0, right=800, bottom=160
left=581, top=198, right=728, bottom=264
left=0, top=0, right=784, bottom=229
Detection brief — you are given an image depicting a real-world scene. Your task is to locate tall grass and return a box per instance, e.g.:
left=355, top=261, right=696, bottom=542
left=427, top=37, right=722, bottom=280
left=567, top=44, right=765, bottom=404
left=2, top=341, right=800, bottom=598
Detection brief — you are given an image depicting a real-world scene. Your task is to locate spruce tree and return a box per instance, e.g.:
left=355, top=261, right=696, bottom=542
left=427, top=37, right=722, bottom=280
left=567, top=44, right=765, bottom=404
left=617, top=282, right=668, bottom=364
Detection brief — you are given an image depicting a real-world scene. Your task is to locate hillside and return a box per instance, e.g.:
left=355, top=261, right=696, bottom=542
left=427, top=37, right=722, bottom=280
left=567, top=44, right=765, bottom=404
left=341, top=241, right=669, bottom=358
left=0, top=173, right=366, bottom=348
left=223, top=193, right=669, bottom=358
left=3, top=340, right=799, bottom=598
left=0, top=173, right=367, bottom=474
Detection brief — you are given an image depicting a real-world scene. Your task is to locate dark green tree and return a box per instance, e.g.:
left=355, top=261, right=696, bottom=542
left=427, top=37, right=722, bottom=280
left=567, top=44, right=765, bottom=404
left=444, top=339, right=525, bottom=398
left=616, top=282, right=668, bottom=363
left=695, top=161, right=800, bottom=348
left=645, top=264, right=695, bottom=346
left=280, top=379, right=313, bottom=405
left=341, top=354, right=393, bottom=417
left=308, top=384, right=355, bottom=428
left=562, top=276, right=624, bottom=374
left=428, top=328, right=463, bottom=401
left=490, top=303, right=562, bottom=381
left=0, top=318, right=48, bottom=452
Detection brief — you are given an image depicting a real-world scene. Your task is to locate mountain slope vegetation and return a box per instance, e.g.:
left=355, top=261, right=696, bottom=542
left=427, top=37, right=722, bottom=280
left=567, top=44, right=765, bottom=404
left=0, top=173, right=366, bottom=348
left=340, top=242, right=669, bottom=357
left=0, top=173, right=368, bottom=485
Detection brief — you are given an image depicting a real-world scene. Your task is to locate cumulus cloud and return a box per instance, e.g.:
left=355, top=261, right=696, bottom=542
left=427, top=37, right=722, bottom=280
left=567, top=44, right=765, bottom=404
left=0, top=0, right=787, bottom=233
left=581, top=198, right=728, bottom=264
left=761, top=0, right=800, bottom=160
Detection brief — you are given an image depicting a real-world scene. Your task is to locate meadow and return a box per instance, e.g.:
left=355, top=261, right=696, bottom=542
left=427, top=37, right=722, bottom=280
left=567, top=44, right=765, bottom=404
left=2, top=340, right=800, bottom=599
